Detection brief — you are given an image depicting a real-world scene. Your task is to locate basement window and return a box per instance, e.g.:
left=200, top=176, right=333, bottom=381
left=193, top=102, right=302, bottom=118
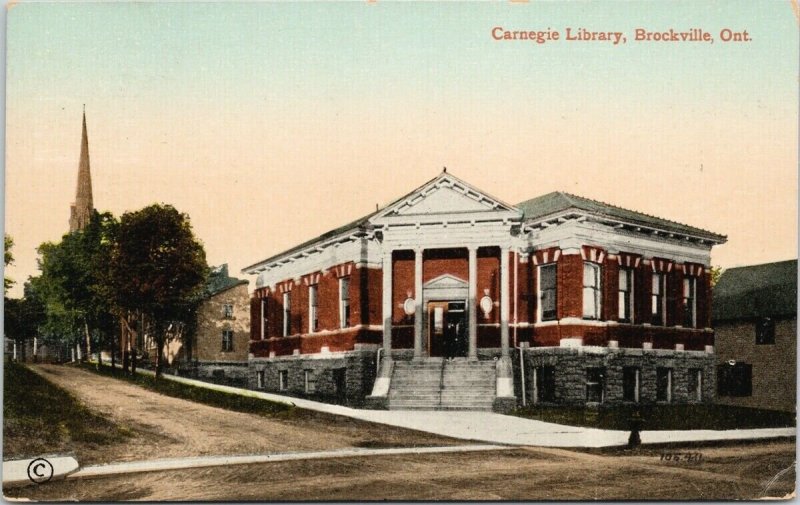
left=688, top=368, right=703, bottom=401
left=279, top=370, right=288, bottom=391
left=656, top=367, right=673, bottom=402
left=586, top=368, right=605, bottom=403
left=304, top=370, right=315, bottom=393
left=622, top=367, right=640, bottom=403
left=718, top=362, right=752, bottom=397
left=534, top=366, right=556, bottom=403
left=256, top=370, right=265, bottom=389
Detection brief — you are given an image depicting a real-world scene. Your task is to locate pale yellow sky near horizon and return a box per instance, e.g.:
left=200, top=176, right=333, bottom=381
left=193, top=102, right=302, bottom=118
left=4, top=2, right=798, bottom=298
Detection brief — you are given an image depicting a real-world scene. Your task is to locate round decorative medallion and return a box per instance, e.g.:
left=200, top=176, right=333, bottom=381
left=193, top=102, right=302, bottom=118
left=479, top=295, right=493, bottom=316
left=403, top=297, right=416, bottom=315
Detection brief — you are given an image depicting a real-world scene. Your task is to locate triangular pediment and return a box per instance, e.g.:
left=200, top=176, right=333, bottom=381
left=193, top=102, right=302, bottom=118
left=370, top=172, right=520, bottom=221
left=424, top=274, right=468, bottom=290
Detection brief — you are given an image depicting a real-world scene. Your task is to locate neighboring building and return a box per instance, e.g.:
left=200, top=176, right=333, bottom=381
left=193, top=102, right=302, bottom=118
left=69, top=111, right=94, bottom=233
left=714, top=260, right=797, bottom=413
left=185, top=264, right=251, bottom=386
left=137, top=265, right=251, bottom=386
left=243, top=171, right=725, bottom=410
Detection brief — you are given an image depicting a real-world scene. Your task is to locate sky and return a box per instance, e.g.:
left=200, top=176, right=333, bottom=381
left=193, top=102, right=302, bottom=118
left=4, top=1, right=798, bottom=298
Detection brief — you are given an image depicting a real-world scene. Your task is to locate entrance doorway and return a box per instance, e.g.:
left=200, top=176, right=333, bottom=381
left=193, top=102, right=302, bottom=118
left=428, top=301, right=467, bottom=358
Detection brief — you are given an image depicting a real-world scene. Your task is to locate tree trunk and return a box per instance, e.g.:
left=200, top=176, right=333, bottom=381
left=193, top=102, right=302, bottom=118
left=155, top=329, right=164, bottom=380
left=110, top=329, right=116, bottom=370
left=84, top=322, right=92, bottom=362
left=131, top=345, right=137, bottom=375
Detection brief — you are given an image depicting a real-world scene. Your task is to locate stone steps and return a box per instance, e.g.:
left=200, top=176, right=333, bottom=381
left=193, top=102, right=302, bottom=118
left=388, top=359, right=497, bottom=411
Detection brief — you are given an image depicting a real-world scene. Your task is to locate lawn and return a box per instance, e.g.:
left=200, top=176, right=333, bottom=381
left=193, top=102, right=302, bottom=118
left=3, top=361, right=133, bottom=460
left=82, top=363, right=294, bottom=418
left=512, top=403, right=796, bottom=431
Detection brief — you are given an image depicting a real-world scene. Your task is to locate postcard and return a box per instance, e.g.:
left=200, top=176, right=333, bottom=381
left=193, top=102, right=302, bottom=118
left=3, top=1, right=797, bottom=501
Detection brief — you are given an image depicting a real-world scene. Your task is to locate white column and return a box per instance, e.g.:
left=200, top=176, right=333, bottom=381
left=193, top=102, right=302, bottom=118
left=371, top=248, right=395, bottom=398
left=468, top=246, right=478, bottom=360
left=414, top=248, right=424, bottom=359
left=500, top=246, right=510, bottom=359
left=382, top=249, right=393, bottom=357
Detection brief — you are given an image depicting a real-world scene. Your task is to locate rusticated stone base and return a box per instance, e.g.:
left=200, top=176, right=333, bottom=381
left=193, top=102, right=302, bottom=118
left=493, top=396, right=517, bottom=413
left=513, top=346, right=716, bottom=407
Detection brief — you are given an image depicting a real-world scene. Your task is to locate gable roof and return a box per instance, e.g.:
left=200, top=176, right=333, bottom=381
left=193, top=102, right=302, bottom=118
left=517, top=192, right=726, bottom=242
left=713, top=260, right=797, bottom=322
left=243, top=175, right=727, bottom=273
left=242, top=170, right=516, bottom=272
left=205, top=264, right=248, bottom=297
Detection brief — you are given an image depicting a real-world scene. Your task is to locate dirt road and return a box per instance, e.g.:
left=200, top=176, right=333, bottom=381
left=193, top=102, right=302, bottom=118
left=25, top=364, right=462, bottom=465
left=8, top=441, right=795, bottom=501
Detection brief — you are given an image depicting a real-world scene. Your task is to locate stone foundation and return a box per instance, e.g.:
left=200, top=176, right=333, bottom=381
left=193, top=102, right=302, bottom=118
left=513, top=346, right=716, bottom=407
left=179, top=361, right=250, bottom=388
left=249, top=345, right=379, bottom=407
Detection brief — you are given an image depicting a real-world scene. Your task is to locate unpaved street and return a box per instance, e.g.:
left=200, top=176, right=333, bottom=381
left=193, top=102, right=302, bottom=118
left=7, top=365, right=795, bottom=501
left=26, top=365, right=462, bottom=465
left=8, top=442, right=796, bottom=501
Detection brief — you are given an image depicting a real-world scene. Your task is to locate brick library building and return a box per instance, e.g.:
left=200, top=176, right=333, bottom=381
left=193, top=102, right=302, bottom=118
left=243, top=172, right=726, bottom=411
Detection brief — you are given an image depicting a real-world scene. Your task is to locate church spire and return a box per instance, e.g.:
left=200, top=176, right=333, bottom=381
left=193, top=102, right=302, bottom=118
left=69, top=109, right=94, bottom=232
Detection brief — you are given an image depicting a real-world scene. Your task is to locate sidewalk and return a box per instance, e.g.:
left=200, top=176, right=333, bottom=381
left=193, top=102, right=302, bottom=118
left=140, top=368, right=796, bottom=448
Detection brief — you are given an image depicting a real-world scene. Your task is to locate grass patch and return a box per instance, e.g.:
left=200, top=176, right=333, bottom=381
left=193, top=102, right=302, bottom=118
left=512, top=404, right=795, bottom=431
left=3, top=361, right=133, bottom=460
left=82, top=363, right=293, bottom=418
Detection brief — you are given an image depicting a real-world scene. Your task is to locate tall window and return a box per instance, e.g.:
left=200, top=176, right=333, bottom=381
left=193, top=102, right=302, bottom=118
left=539, top=264, right=557, bottom=321
left=309, top=285, right=319, bottom=333
left=283, top=292, right=291, bottom=337
left=618, top=268, right=634, bottom=322
left=583, top=263, right=602, bottom=320
left=222, top=329, right=234, bottom=352
left=339, top=277, right=351, bottom=328
left=222, top=304, right=234, bottom=319
left=683, top=277, right=696, bottom=328
left=756, top=317, right=775, bottom=345
left=260, top=299, right=267, bottom=340
left=688, top=368, right=703, bottom=401
left=623, top=367, right=640, bottom=402
left=651, top=273, right=666, bottom=325
left=656, top=367, right=673, bottom=402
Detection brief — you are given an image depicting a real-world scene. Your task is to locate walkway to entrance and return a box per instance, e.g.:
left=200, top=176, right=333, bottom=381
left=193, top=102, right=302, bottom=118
left=142, top=369, right=796, bottom=448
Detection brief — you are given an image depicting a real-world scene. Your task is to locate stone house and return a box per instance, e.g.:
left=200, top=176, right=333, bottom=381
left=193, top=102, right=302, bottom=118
left=183, top=264, right=251, bottom=386
left=714, top=260, right=796, bottom=412
left=242, top=171, right=725, bottom=410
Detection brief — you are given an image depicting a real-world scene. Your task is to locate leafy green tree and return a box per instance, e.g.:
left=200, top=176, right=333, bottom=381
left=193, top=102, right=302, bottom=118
left=710, top=265, right=724, bottom=287
left=5, top=282, right=47, bottom=361
left=4, top=234, right=14, bottom=294
left=108, top=204, right=208, bottom=378
left=33, top=211, right=119, bottom=362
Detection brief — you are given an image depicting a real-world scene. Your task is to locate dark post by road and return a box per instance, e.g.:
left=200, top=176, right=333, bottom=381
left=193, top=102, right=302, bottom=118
left=628, top=410, right=643, bottom=448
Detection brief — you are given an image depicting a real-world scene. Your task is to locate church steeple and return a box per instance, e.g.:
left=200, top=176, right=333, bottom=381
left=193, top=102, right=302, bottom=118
left=69, top=109, right=94, bottom=232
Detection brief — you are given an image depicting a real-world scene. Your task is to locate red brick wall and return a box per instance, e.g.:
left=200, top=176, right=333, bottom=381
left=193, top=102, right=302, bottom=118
left=423, top=248, right=468, bottom=283
left=392, top=252, right=415, bottom=325
left=602, top=257, right=619, bottom=321
left=558, top=253, right=583, bottom=319
left=249, top=246, right=715, bottom=356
